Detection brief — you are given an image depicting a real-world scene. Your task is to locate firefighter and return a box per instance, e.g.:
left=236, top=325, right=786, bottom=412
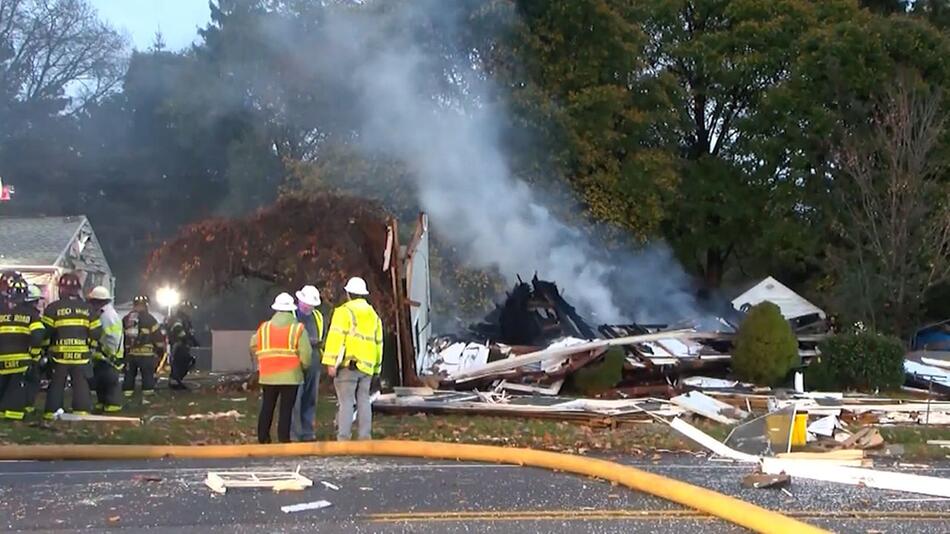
left=87, top=286, right=124, bottom=412
left=42, top=273, right=101, bottom=419
left=22, top=285, right=47, bottom=413
left=167, top=301, right=199, bottom=390
left=0, top=270, right=24, bottom=311
left=122, top=296, right=165, bottom=396
left=0, top=279, right=45, bottom=420
left=323, top=277, right=383, bottom=441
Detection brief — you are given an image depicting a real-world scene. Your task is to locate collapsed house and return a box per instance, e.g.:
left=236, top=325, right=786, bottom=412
left=378, top=275, right=827, bottom=420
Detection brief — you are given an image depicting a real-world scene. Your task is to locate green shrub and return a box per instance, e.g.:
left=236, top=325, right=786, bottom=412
left=814, top=332, right=905, bottom=391
left=732, top=302, right=799, bottom=386
left=566, top=348, right=625, bottom=396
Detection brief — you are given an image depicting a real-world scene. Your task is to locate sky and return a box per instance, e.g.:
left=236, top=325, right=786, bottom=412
left=89, top=0, right=212, bottom=51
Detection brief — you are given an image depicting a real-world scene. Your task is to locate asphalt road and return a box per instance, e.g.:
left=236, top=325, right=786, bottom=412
left=1, top=454, right=949, bottom=533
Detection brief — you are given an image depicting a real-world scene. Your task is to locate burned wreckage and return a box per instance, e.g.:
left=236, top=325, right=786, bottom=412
left=375, top=275, right=826, bottom=423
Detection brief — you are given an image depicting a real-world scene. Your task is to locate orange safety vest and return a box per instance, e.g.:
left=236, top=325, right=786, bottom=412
left=254, top=321, right=304, bottom=377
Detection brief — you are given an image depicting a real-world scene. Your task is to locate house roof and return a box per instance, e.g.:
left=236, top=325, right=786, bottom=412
left=731, top=276, right=826, bottom=320
left=0, top=216, right=89, bottom=267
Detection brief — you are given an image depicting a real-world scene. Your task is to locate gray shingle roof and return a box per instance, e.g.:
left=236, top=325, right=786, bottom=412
left=0, top=216, right=87, bottom=267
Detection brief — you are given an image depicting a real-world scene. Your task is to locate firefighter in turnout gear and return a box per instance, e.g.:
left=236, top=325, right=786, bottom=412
left=323, top=277, right=383, bottom=441
left=42, top=273, right=101, bottom=418
left=0, top=279, right=45, bottom=420
left=22, top=284, right=46, bottom=413
left=122, top=295, right=164, bottom=396
left=0, top=270, right=25, bottom=311
left=167, top=301, right=199, bottom=390
left=88, top=286, right=124, bottom=412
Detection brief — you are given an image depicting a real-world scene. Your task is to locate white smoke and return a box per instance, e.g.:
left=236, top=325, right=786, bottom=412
left=289, top=1, right=702, bottom=323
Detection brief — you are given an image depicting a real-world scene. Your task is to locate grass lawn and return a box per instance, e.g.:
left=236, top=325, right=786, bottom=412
left=1, top=374, right=948, bottom=461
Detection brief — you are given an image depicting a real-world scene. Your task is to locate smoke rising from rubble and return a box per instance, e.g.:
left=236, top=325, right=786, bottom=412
left=291, top=2, right=702, bottom=323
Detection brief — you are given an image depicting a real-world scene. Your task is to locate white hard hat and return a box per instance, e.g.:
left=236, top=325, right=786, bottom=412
left=295, top=285, right=322, bottom=306
left=344, top=277, right=369, bottom=296
left=87, top=286, right=113, bottom=301
left=271, top=292, right=297, bottom=312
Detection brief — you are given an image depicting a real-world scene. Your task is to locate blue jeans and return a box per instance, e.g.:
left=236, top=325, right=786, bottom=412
left=291, top=357, right=321, bottom=441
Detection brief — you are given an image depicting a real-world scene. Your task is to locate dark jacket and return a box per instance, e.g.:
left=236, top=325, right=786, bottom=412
left=41, top=297, right=101, bottom=365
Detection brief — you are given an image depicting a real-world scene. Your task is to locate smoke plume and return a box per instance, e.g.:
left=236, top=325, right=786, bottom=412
left=281, top=1, right=702, bottom=323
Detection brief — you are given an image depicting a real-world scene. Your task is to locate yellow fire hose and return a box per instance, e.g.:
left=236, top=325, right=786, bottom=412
left=0, top=440, right=827, bottom=534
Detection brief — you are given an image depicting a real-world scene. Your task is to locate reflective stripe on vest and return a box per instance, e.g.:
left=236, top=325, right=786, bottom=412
left=0, top=326, right=30, bottom=335
left=335, top=300, right=382, bottom=374
left=255, top=322, right=302, bottom=376
left=0, top=352, right=30, bottom=374
left=52, top=318, right=91, bottom=328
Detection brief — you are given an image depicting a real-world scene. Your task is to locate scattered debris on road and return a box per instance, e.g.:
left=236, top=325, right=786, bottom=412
left=742, top=473, right=791, bottom=489
left=321, top=481, right=340, bottom=491
left=281, top=500, right=332, bottom=514
left=204, top=466, right=313, bottom=494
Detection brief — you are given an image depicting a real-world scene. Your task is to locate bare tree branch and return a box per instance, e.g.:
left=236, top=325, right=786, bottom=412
left=833, top=71, right=949, bottom=333
left=1, top=0, right=127, bottom=116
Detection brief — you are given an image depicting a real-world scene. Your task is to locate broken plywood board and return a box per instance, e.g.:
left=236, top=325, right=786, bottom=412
left=670, top=391, right=750, bottom=425
left=776, top=450, right=865, bottom=461
left=760, top=458, right=950, bottom=498
left=839, top=428, right=885, bottom=450
left=205, top=467, right=313, bottom=494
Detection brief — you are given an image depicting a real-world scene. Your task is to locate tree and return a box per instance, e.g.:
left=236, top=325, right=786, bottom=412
left=829, top=74, right=950, bottom=334
left=487, top=0, right=676, bottom=240
left=0, top=0, right=127, bottom=128
left=629, top=0, right=857, bottom=289
left=752, top=9, right=950, bottom=327
left=145, top=193, right=396, bottom=322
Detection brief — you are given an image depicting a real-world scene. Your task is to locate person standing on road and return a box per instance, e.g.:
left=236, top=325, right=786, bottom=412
left=291, top=285, right=324, bottom=441
left=250, top=293, right=312, bottom=444
left=323, top=277, right=383, bottom=441
left=0, top=279, right=45, bottom=421
left=87, top=286, right=124, bottom=412
left=122, top=296, right=165, bottom=397
left=42, top=273, right=101, bottom=419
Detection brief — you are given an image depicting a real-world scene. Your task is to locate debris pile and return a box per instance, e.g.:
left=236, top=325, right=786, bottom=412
left=402, top=276, right=823, bottom=413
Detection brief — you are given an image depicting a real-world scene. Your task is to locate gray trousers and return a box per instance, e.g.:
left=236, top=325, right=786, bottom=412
left=333, top=367, right=372, bottom=440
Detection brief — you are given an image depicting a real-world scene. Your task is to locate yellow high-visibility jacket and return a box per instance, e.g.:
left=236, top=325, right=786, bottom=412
left=322, top=298, right=383, bottom=376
